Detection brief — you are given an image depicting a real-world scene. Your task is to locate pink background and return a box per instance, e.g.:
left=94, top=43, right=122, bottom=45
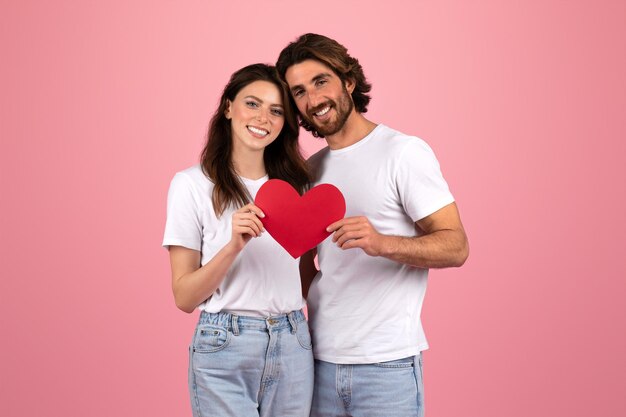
left=1, top=1, right=625, bottom=416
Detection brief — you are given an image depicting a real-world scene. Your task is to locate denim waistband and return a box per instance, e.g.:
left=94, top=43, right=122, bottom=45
left=198, top=309, right=306, bottom=334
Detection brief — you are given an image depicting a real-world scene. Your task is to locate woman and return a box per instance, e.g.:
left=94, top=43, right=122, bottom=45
left=163, top=64, right=313, bottom=417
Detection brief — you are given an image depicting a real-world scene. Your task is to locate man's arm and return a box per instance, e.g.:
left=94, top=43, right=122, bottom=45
left=327, top=202, right=469, bottom=268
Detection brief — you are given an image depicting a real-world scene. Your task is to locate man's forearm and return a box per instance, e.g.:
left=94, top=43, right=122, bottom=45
left=378, top=229, right=469, bottom=268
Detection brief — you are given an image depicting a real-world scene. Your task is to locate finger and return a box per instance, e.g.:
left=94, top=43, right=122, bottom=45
left=234, top=212, right=266, bottom=232
left=336, top=231, right=363, bottom=247
left=236, top=219, right=261, bottom=236
left=233, top=226, right=256, bottom=238
left=240, top=214, right=265, bottom=232
left=332, top=224, right=361, bottom=242
left=242, top=203, right=265, bottom=218
left=327, top=216, right=364, bottom=232
left=244, top=219, right=263, bottom=235
left=244, top=225, right=262, bottom=238
left=340, top=238, right=362, bottom=250
left=332, top=229, right=342, bottom=242
left=327, top=218, right=347, bottom=232
left=240, top=226, right=259, bottom=238
left=235, top=204, right=262, bottom=218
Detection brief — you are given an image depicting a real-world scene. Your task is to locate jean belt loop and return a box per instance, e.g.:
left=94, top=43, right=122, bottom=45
left=287, top=311, right=297, bottom=334
left=231, top=314, right=240, bottom=336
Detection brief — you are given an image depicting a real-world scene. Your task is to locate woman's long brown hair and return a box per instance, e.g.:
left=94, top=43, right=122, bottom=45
left=200, top=64, right=311, bottom=217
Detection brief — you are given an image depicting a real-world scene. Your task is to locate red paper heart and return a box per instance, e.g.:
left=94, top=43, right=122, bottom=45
left=254, top=179, right=346, bottom=258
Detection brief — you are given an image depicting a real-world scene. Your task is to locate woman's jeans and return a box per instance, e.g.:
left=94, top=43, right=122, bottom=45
left=188, top=310, right=314, bottom=417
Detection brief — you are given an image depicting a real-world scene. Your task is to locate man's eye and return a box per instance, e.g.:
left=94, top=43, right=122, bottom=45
left=316, top=79, right=327, bottom=86
left=293, top=90, right=304, bottom=98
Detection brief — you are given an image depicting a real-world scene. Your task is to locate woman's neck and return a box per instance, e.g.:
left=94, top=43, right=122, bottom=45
left=231, top=147, right=266, bottom=180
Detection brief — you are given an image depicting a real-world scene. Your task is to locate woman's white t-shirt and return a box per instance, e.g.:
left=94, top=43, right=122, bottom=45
left=162, top=165, right=305, bottom=316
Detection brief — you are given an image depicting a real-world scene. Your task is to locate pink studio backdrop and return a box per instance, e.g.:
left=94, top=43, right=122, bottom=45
left=1, top=1, right=625, bottom=416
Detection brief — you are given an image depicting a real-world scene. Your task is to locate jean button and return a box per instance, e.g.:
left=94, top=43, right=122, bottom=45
left=267, top=319, right=278, bottom=325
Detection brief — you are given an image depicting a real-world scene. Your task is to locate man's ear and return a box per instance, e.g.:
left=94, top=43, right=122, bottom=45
left=344, top=78, right=356, bottom=95
left=224, top=100, right=232, bottom=119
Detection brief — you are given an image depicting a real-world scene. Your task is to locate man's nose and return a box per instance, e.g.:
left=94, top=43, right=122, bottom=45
left=307, top=90, right=324, bottom=109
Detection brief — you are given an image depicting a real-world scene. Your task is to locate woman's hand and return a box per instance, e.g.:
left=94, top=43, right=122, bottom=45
left=229, top=203, right=266, bottom=252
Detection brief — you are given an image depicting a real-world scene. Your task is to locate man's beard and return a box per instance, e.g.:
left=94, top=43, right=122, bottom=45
left=303, top=83, right=354, bottom=137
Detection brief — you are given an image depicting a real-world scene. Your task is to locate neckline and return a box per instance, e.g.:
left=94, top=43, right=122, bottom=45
left=240, top=174, right=269, bottom=185
left=328, top=124, right=384, bottom=155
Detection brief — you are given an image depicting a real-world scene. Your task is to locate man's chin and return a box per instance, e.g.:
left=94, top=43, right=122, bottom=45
left=309, top=120, right=339, bottom=137
left=317, top=125, right=342, bottom=137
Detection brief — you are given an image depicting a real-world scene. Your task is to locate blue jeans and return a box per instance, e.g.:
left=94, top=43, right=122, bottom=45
left=310, top=354, right=424, bottom=417
left=189, top=310, right=314, bottom=417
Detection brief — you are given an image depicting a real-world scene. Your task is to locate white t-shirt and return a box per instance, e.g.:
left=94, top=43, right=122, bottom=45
left=162, top=165, right=305, bottom=316
left=307, top=124, right=455, bottom=364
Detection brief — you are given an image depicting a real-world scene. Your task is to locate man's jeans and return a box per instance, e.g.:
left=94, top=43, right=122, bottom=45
left=188, top=310, right=314, bottom=417
left=310, top=354, right=425, bottom=417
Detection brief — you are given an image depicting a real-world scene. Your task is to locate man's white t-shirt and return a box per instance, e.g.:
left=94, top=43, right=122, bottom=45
left=307, top=124, right=455, bottom=364
left=162, top=165, right=305, bottom=316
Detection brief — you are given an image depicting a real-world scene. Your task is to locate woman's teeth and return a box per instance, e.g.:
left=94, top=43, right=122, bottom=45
left=248, top=126, right=268, bottom=136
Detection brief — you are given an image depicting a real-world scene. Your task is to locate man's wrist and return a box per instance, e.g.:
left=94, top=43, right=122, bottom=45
left=376, top=234, right=397, bottom=258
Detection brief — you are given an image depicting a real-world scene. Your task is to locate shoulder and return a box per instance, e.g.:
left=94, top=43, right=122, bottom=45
left=306, top=146, right=331, bottom=169
left=376, top=124, right=437, bottom=159
left=169, top=164, right=214, bottom=201
left=172, top=164, right=212, bottom=188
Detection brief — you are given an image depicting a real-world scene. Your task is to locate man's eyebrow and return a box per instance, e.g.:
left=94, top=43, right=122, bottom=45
left=312, top=73, right=332, bottom=82
left=290, top=73, right=333, bottom=93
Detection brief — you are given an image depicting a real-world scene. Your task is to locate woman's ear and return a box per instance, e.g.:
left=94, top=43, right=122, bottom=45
left=224, top=100, right=232, bottom=119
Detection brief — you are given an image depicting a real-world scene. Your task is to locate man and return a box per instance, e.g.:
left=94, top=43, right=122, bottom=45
left=276, top=34, right=469, bottom=417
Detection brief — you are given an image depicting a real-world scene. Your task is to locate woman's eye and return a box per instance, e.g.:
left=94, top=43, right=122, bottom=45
left=271, top=109, right=284, bottom=116
left=245, top=101, right=259, bottom=108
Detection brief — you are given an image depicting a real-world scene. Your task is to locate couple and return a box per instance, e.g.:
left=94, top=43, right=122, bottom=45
left=163, top=33, right=469, bottom=417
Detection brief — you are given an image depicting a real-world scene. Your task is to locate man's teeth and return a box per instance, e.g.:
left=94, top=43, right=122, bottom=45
left=248, top=126, right=268, bottom=136
left=315, top=106, right=331, bottom=116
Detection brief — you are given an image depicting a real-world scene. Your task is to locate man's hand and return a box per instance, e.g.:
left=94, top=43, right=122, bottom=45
left=327, top=216, right=388, bottom=257
left=326, top=204, right=468, bottom=267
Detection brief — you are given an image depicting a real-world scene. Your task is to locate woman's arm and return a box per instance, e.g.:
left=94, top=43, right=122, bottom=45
left=169, top=203, right=265, bottom=313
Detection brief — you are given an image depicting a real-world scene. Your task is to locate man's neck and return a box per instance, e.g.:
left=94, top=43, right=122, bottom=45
left=325, top=112, right=377, bottom=150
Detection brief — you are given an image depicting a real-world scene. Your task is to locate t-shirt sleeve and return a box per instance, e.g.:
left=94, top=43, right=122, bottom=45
left=162, top=172, right=203, bottom=251
left=396, top=138, right=455, bottom=222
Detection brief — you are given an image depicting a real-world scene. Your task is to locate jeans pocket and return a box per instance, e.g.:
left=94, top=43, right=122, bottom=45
left=373, top=357, right=415, bottom=368
left=193, top=325, right=231, bottom=353
left=295, top=321, right=313, bottom=350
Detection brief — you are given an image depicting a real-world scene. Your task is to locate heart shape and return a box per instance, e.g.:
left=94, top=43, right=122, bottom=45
left=254, top=179, right=346, bottom=258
